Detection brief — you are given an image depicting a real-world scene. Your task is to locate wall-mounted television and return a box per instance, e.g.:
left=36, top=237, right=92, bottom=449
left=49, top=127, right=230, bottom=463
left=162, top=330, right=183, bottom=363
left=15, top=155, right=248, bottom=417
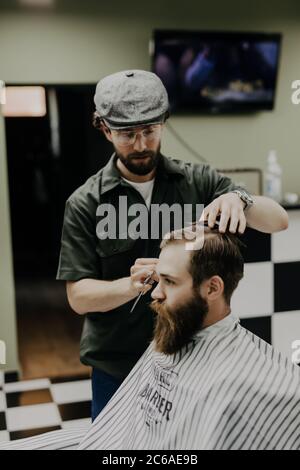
left=151, top=30, right=282, bottom=114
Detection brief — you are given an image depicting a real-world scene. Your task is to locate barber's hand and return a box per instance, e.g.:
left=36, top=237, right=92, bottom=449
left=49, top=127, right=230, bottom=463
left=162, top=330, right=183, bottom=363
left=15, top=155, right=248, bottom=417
left=129, top=258, right=159, bottom=296
left=199, top=192, right=247, bottom=234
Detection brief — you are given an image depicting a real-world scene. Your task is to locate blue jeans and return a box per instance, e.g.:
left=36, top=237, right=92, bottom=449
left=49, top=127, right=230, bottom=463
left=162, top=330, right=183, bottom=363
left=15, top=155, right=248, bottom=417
left=91, top=368, right=123, bottom=421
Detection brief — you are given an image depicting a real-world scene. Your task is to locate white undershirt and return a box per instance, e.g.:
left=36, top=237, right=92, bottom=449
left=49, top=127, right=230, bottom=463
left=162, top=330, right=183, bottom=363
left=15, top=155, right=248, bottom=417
left=122, top=177, right=155, bottom=209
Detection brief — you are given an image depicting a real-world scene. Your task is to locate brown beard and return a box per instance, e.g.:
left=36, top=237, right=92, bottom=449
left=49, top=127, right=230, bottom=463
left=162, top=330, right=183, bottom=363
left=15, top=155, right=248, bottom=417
left=150, top=290, right=209, bottom=355
left=116, top=145, right=161, bottom=175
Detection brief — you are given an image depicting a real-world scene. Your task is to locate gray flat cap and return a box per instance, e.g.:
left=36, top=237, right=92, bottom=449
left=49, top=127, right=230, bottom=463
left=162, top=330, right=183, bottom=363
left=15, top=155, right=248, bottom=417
left=94, top=70, right=169, bottom=129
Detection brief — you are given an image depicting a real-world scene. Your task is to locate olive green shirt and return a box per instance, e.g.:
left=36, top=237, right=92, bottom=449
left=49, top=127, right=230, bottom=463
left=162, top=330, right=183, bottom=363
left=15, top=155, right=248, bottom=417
left=57, top=153, right=239, bottom=379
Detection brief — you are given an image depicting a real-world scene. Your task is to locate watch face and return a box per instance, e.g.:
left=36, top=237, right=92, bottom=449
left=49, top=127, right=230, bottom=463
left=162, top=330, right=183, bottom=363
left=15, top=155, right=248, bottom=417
left=242, top=192, right=253, bottom=207
left=234, top=190, right=253, bottom=207
left=244, top=192, right=253, bottom=204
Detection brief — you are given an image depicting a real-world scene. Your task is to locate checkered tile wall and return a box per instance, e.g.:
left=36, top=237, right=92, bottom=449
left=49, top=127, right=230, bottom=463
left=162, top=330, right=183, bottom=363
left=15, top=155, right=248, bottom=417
left=232, top=209, right=300, bottom=361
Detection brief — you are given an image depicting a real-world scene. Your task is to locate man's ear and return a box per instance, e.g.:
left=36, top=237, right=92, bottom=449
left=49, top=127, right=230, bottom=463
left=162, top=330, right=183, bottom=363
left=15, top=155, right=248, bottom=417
left=200, top=276, right=224, bottom=301
left=100, top=122, right=113, bottom=143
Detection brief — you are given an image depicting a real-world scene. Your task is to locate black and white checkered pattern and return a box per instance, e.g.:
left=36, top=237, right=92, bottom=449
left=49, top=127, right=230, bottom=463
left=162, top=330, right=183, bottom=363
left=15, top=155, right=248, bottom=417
left=232, top=208, right=300, bottom=359
left=0, top=371, right=91, bottom=443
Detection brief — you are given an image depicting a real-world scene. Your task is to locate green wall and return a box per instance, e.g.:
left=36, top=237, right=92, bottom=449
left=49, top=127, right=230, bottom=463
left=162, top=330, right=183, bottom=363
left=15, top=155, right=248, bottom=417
left=0, top=110, right=19, bottom=372
left=0, top=0, right=299, bottom=191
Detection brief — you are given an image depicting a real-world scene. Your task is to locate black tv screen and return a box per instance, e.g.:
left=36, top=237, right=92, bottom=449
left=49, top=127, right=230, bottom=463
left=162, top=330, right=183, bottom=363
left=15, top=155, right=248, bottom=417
left=151, top=30, right=282, bottom=113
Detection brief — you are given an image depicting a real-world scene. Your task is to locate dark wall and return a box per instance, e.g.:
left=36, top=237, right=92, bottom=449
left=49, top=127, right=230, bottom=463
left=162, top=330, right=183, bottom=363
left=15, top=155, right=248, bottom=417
left=5, top=84, right=113, bottom=279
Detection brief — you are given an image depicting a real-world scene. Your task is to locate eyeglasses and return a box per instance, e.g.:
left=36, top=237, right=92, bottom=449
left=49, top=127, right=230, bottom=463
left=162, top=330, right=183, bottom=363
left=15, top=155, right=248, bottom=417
left=109, top=124, right=162, bottom=147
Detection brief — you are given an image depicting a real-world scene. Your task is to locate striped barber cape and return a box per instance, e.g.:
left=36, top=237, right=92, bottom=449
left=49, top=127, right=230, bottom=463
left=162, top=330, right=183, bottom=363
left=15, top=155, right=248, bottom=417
left=78, top=314, right=300, bottom=450
left=1, top=314, right=300, bottom=450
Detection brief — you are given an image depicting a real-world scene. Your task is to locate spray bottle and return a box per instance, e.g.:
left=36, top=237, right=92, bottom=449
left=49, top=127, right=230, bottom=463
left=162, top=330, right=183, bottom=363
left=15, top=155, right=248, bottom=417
left=265, top=150, right=282, bottom=203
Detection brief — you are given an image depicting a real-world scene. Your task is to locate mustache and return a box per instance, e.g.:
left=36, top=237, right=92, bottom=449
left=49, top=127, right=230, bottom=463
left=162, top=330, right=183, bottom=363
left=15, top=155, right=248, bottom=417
left=128, top=151, right=155, bottom=159
left=150, top=299, right=164, bottom=314
left=150, top=300, right=176, bottom=328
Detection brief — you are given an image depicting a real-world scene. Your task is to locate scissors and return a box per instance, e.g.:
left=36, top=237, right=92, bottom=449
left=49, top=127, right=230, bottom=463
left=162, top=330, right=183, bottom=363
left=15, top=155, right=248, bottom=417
left=130, top=271, right=155, bottom=314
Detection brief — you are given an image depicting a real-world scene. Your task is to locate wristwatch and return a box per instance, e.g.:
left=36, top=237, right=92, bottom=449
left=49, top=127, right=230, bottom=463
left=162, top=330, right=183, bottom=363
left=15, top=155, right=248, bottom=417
left=232, top=189, right=254, bottom=211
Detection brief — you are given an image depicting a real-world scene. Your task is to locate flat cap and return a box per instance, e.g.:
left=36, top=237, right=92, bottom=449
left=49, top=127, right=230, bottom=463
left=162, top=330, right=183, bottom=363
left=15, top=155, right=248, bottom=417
left=94, top=70, right=169, bottom=129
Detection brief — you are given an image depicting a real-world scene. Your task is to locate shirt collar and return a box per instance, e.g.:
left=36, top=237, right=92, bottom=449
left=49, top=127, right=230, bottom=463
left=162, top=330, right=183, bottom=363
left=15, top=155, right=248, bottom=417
left=100, top=152, right=185, bottom=196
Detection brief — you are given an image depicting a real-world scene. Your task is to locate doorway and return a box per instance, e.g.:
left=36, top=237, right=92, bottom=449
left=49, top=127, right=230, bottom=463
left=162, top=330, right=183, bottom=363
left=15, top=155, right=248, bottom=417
left=5, top=84, right=113, bottom=379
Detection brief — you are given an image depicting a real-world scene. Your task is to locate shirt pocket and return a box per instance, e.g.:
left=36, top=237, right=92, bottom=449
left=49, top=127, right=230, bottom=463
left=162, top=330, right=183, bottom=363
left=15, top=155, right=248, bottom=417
left=95, top=236, right=136, bottom=258
left=95, top=237, right=137, bottom=280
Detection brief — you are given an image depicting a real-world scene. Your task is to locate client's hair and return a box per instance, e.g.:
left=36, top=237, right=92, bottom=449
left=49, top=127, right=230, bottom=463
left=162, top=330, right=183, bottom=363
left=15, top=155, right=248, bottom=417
left=160, top=225, right=244, bottom=304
